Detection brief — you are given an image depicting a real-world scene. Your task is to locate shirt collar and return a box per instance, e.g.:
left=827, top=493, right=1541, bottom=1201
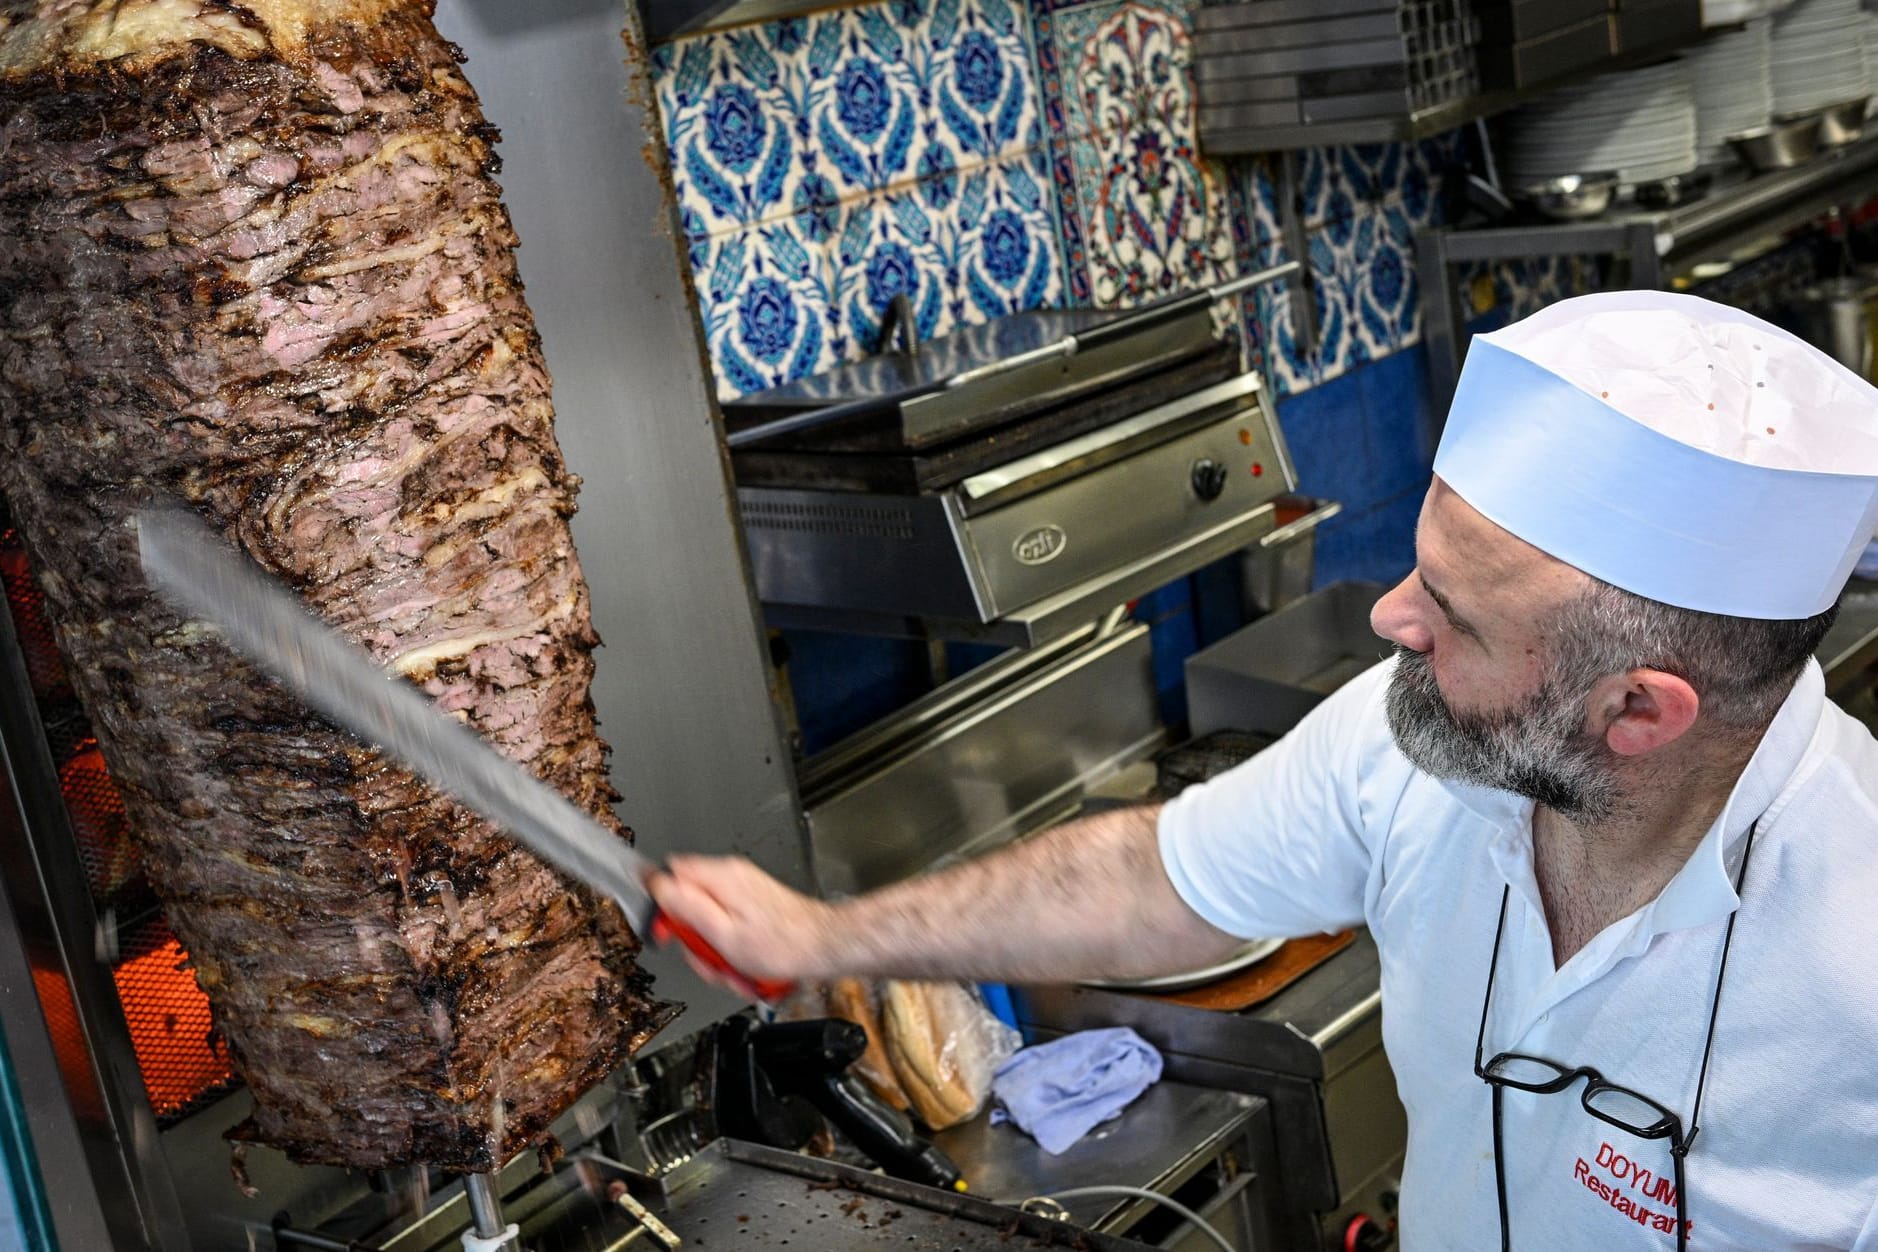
left=1646, top=657, right=1823, bottom=933
left=1437, top=659, right=1826, bottom=934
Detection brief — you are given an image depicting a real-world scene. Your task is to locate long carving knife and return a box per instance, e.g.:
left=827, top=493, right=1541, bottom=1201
left=135, top=506, right=792, bottom=1003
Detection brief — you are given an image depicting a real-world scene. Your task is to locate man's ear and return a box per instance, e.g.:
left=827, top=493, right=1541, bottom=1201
left=1592, top=668, right=1701, bottom=756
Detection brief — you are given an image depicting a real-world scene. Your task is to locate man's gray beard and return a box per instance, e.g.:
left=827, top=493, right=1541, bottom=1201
left=1383, top=646, right=1621, bottom=821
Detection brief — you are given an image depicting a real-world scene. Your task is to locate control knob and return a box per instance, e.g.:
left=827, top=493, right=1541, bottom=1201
left=1190, top=458, right=1229, bottom=502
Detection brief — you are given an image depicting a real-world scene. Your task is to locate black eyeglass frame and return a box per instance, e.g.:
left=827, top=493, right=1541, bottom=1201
left=1471, top=819, right=1759, bottom=1252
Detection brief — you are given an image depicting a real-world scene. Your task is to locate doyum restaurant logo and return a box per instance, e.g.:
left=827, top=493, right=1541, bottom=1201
left=1571, top=1141, right=1690, bottom=1239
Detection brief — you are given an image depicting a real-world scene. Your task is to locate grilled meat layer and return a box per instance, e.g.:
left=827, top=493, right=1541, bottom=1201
left=0, top=0, right=677, bottom=1169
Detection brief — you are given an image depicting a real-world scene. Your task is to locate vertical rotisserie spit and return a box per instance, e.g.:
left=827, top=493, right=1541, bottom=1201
left=0, top=0, right=677, bottom=1169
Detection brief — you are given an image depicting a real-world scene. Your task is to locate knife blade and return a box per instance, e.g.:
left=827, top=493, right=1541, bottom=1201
left=135, top=506, right=791, bottom=1003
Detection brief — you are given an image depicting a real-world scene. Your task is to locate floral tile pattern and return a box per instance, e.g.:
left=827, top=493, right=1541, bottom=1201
left=1218, top=130, right=1472, bottom=397
left=692, top=217, right=833, bottom=395
left=652, top=0, right=1043, bottom=242
left=650, top=0, right=1560, bottom=404
left=1240, top=183, right=1440, bottom=396
left=1033, top=0, right=1241, bottom=308
left=1068, top=4, right=1238, bottom=304
left=1236, top=133, right=1462, bottom=249
left=690, top=149, right=1064, bottom=399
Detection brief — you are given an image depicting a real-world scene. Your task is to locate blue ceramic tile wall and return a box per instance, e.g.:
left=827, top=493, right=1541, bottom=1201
left=648, top=0, right=1596, bottom=408
left=652, top=0, right=1064, bottom=400
left=649, top=4, right=1595, bottom=736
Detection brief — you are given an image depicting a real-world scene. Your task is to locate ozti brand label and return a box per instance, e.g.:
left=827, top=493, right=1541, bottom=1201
left=1013, top=524, right=1068, bottom=566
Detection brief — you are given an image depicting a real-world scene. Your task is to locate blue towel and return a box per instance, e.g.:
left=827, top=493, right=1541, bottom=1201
left=990, top=1027, right=1164, bottom=1154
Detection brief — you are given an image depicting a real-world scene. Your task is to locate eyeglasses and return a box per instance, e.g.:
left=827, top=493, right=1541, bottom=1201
left=1473, top=820, right=1758, bottom=1252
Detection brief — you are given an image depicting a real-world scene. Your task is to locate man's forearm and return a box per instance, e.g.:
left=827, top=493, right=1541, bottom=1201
left=812, top=802, right=1242, bottom=983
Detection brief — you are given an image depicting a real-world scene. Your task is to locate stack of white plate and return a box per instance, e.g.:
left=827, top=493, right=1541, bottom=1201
left=1690, top=20, right=1774, bottom=165
left=1506, top=60, right=1698, bottom=188
left=1703, top=0, right=1792, bottom=24
left=1771, top=0, right=1867, bottom=117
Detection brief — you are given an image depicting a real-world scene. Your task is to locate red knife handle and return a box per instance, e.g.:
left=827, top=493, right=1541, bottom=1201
left=649, top=911, right=796, bottom=1003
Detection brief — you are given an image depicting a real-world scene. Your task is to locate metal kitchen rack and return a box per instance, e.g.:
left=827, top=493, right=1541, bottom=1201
left=1420, top=131, right=1878, bottom=407
left=1194, top=0, right=1702, bottom=155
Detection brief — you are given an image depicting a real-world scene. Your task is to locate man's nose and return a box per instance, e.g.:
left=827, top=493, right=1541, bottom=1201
left=1371, top=574, right=1432, bottom=653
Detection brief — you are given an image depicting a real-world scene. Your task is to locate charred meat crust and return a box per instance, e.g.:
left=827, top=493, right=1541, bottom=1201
left=0, top=7, right=677, bottom=1170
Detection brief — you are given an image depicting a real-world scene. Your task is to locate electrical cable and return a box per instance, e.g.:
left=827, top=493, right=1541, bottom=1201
left=1011, top=1184, right=1236, bottom=1252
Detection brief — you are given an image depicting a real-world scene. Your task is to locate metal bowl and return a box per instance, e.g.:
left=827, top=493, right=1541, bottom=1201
left=1730, top=116, right=1821, bottom=172
left=1513, top=172, right=1619, bottom=221
left=1818, top=97, right=1869, bottom=148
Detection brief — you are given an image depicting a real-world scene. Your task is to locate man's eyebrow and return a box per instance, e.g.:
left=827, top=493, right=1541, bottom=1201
left=1421, top=574, right=1481, bottom=638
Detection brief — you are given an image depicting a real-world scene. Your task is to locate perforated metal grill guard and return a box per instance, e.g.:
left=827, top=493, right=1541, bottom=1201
left=111, top=933, right=237, bottom=1120
left=0, top=521, right=238, bottom=1126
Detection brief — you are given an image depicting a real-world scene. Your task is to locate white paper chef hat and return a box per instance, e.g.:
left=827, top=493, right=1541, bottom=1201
left=1434, top=290, right=1878, bottom=619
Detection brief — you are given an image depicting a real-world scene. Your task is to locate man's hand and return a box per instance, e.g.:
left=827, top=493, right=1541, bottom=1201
left=643, top=803, right=1246, bottom=992
left=646, top=855, right=839, bottom=989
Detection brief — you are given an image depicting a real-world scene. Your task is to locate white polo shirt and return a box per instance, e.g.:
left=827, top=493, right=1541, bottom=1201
left=1159, top=657, right=1878, bottom=1249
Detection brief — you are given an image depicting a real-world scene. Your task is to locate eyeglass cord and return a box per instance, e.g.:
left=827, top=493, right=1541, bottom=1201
left=1684, top=817, right=1758, bottom=1155
left=1476, top=818, right=1759, bottom=1248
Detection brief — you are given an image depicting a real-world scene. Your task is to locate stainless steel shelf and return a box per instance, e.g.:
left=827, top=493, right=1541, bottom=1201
left=1196, top=22, right=1712, bottom=157
left=1421, top=134, right=1878, bottom=407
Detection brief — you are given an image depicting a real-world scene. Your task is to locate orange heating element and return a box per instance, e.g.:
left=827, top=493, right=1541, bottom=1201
left=111, top=938, right=234, bottom=1118
left=58, top=743, right=140, bottom=900
left=8, top=529, right=232, bottom=1119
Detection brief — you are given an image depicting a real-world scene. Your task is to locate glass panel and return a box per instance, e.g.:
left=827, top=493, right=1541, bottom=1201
left=1486, top=1054, right=1568, bottom=1087
left=1586, top=1083, right=1675, bottom=1133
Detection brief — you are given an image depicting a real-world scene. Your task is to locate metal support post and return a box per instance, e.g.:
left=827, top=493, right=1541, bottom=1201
left=1276, top=150, right=1319, bottom=366
left=461, top=1173, right=519, bottom=1252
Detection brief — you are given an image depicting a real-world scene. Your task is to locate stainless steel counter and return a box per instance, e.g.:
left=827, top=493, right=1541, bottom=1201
left=935, top=1080, right=1276, bottom=1247
left=1013, top=934, right=1404, bottom=1251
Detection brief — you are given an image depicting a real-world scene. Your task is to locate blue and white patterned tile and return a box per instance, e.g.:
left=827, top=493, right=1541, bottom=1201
left=692, top=215, right=839, bottom=400
left=1250, top=196, right=1426, bottom=397
left=1511, top=255, right=1591, bottom=316
left=652, top=0, right=1042, bottom=239
left=691, top=149, right=1064, bottom=400
left=951, top=150, right=1067, bottom=325
left=1348, top=199, right=1420, bottom=358
left=1231, top=155, right=1280, bottom=247
left=654, top=31, right=812, bottom=236
left=1296, top=145, right=1335, bottom=227
left=1025, top=0, right=1092, bottom=302
left=1401, top=128, right=1469, bottom=229
left=1447, top=254, right=1598, bottom=346
left=1253, top=240, right=1337, bottom=396
left=831, top=148, right=1065, bottom=355
left=1232, top=126, right=1467, bottom=248
left=911, top=0, right=1042, bottom=174
left=1045, top=0, right=1237, bottom=307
